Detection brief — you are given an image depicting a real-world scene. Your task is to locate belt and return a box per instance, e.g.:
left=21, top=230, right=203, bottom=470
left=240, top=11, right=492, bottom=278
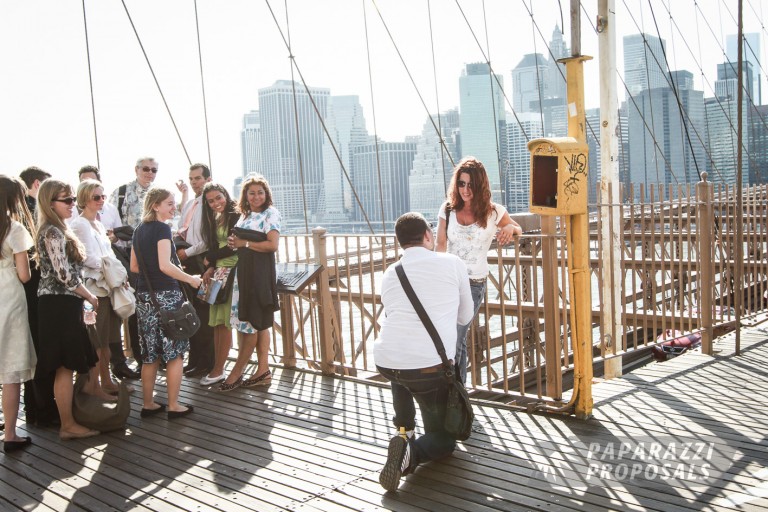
left=469, top=277, right=486, bottom=284
left=419, top=362, right=452, bottom=374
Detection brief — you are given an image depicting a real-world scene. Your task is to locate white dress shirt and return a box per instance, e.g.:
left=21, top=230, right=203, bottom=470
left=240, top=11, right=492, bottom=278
left=177, top=195, right=206, bottom=257
left=374, top=246, right=473, bottom=370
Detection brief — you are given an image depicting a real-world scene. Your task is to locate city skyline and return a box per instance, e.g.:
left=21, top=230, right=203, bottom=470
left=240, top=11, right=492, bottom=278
left=1, top=0, right=763, bottom=199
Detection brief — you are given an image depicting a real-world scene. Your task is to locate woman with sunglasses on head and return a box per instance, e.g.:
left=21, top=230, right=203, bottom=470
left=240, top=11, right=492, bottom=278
left=0, top=175, right=38, bottom=452
left=218, top=175, right=280, bottom=392
left=70, top=179, right=128, bottom=400
left=130, top=188, right=202, bottom=419
left=436, top=157, right=522, bottom=384
left=197, top=183, right=240, bottom=387
left=35, top=179, right=100, bottom=440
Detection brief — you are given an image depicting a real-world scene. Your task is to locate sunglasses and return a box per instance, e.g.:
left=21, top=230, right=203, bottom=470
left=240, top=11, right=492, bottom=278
left=92, top=194, right=107, bottom=201
left=52, top=196, right=76, bottom=206
left=141, top=166, right=159, bottom=174
left=457, top=180, right=473, bottom=190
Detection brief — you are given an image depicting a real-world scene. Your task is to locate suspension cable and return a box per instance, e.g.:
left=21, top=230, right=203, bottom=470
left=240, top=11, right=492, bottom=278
left=120, top=0, right=191, bottom=164
left=363, top=0, right=387, bottom=232
left=528, top=0, right=546, bottom=133
left=263, top=0, right=376, bottom=235
left=284, top=0, right=311, bottom=233
left=193, top=0, right=213, bottom=170
left=81, top=0, right=100, bottom=169
left=481, top=0, right=506, bottom=205
left=426, top=0, right=449, bottom=194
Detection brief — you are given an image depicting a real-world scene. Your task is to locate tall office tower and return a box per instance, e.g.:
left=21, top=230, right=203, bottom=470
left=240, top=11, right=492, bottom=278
left=409, top=108, right=461, bottom=221
left=585, top=108, right=601, bottom=207
left=505, top=112, right=543, bottom=214
left=352, top=140, right=417, bottom=225
left=320, top=95, right=370, bottom=223
left=749, top=105, right=768, bottom=184
left=618, top=102, right=631, bottom=192
left=258, top=80, right=329, bottom=223
left=241, top=110, right=261, bottom=176
left=512, top=53, right=549, bottom=114
left=706, top=61, right=755, bottom=185
left=715, top=61, right=755, bottom=101
left=727, top=32, right=761, bottom=104
left=623, top=33, right=668, bottom=98
left=547, top=25, right=569, bottom=101
left=460, top=62, right=506, bottom=203
left=626, top=70, right=705, bottom=196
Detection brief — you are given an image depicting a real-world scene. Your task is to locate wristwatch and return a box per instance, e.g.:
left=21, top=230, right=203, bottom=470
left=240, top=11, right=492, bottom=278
left=245, top=241, right=250, bottom=249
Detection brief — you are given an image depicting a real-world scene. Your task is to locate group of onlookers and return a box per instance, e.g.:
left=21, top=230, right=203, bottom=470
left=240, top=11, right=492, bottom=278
left=0, top=157, right=282, bottom=452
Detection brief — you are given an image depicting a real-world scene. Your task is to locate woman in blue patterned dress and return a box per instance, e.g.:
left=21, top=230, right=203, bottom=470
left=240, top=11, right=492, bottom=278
left=218, top=176, right=280, bottom=391
left=130, top=188, right=202, bottom=418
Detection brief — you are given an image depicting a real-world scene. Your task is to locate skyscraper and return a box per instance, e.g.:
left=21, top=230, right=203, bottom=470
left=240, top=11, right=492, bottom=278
left=512, top=53, right=549, bottom=114
left=409, top=109, right=461, bottom=221
left=459, top=63, right=506, bottom=203
left=258, top=80, right=329, bottom=223
left=623, top=33, right=668, bottom=98
left=352, top=140, right=416, bottom=225
left=321, top=95, right=370, bottom=223
left=241, top=110, right=261, bottom=177
left=727, top=32, right=761, bottom=105
left=627, top=70, right=705, bottom=194
left=505, top=112, right=543, bottom=214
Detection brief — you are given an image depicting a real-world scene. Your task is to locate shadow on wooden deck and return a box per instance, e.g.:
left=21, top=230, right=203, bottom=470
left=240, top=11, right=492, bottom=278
left=2, top=329, right=768, bottom=511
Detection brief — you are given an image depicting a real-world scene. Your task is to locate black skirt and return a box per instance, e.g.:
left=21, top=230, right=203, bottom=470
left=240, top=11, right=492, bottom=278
left=37, top=295, right=98, bottom=374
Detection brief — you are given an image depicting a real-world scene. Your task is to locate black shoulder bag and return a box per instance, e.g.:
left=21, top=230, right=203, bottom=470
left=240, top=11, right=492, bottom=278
left=133, top=227, right=201, bottom=341
left=394, top=263, right=474, bottom=441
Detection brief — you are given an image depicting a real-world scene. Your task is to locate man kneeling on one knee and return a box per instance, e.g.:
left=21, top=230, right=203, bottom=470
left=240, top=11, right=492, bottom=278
left=374, top=212, right=473, bottom=491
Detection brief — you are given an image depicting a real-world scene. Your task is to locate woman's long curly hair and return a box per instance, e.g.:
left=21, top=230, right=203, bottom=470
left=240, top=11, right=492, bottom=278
left=36, top=179, right=86, bottom=263
left=200, top=182, right=238, bottom=252
left=0, top=175, right=35, bottom=258
left=446, top=157, right=493, bottom=228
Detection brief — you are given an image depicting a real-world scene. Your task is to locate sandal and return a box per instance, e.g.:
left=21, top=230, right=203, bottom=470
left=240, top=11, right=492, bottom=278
left=217, top=376, right=243, bottom=392
left=242, top=370, right=272, bottom=388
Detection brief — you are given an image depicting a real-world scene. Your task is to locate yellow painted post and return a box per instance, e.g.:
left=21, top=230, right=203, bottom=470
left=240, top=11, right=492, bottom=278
left=561, top=55, right=594, bottom=420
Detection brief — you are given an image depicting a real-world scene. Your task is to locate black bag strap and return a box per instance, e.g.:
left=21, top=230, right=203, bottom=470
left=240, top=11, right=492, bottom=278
left=133, top=224, right=191, bottom=311
left=444, top=203, right=452, bottom=241
left=394, top=263, right=453, bottom=378
left=117, top=184, right=127, bottom=222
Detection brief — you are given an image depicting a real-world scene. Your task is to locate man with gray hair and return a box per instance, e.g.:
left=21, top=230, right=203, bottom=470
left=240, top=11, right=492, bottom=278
left=110, top=157, right=159, bottom=230
left=374, top=212, right=473, bottom=491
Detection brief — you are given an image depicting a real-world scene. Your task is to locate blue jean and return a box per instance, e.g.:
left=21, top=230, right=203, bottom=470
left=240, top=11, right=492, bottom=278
left=377, top=366, right=456, bottom=466
left=455, top=280, right=486, bottom=384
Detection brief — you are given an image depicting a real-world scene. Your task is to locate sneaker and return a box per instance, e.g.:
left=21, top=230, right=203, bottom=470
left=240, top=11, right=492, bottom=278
left=379, top=435, right=411, bottom=491
left=199, top=374, right=226, bottom=386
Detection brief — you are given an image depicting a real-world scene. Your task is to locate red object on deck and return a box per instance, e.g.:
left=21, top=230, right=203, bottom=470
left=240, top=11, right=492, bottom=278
left=651, top=330, right=702, bottom=361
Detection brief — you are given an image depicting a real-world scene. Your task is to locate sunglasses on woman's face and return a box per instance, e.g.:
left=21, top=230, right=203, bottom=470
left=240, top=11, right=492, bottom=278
left=457, top=180, right=473, bottom=190
left=92, top=194, right=107, bottom=202
left=52, top=196, right=76, bottom=205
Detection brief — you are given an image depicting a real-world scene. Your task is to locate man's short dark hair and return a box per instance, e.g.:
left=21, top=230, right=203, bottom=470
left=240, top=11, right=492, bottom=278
left=19, top=166, right=52, bottom=188
left=78, top=165, right=101, bottom=181
left=395, top=212, right=430, bottom=248
left=190, top=163, right=211, bottom=179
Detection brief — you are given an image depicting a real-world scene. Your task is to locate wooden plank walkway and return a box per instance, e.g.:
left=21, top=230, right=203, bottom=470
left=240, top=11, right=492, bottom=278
left=2, top=328, right=768, bottom=511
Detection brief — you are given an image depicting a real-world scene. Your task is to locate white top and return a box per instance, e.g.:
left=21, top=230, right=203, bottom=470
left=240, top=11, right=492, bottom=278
left=69, top=216, right=113, bottom=273
left=69, top=202, right=122, bottom=230
left=374, top=247, right=473, bottom=370
left=178, top=195, right=206, bottom=257
left=438, top=202, right=507, bottom=280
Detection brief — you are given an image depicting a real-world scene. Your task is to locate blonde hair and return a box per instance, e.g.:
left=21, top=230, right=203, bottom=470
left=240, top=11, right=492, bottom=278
left=36, top=179, right=86, bottom=263
left=76, top=179, right=103, bottom=210
left=142, top=188, right=172, bottom=222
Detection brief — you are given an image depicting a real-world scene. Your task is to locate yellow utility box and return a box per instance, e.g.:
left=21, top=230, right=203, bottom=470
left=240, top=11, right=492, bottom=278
left=527, top=137, right=589, bottom=216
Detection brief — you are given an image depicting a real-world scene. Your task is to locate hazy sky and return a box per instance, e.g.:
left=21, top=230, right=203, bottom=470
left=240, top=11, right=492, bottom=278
left=0, top=0, right=765, bottom=196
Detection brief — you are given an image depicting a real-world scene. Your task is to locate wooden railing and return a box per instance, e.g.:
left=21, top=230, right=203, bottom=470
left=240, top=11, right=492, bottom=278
left=267, top=177, right=768, bottom=403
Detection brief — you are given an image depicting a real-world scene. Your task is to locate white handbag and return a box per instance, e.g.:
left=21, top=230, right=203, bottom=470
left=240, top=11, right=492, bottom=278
left=111, top=283, right=136, bottom=319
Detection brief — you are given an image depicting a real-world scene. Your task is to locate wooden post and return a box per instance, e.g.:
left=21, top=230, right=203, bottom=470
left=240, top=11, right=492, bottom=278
left=697, top=173, right=714, bottom=355
left=279, top=295, right=296, bottom=368
left=313, top=227, right=336, bottom=374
